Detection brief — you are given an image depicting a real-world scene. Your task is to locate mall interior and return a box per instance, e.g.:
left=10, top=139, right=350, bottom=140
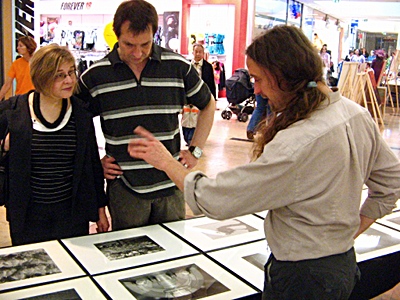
left=0, top=0, right=400, bottom=299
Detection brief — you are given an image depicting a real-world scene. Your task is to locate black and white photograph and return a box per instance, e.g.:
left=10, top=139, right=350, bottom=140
left=376, top=211, right=400, bottom=232
left=94, top=235, right=165, bottom=261
left=120, top=263, right=229, bottom=299
left=0, top=241, right=84, bottom=292
left=61, top=225, right=197, bottom=275
left=355, top=223, right=400, bottom=262
left=242, top=253, right=269, bottom=271
left=94, top=255, right=258, bottom=299
left=194, top=219, right=258, bottom=240
left=0, top=249, right=61, bottom=283
left=0, top=277, right=107, bottom=300
left=19, top=289, right=81, bottom=300
left=208, top=240, right=270, bottom=291
left=164, top=215, right=265, bottom=252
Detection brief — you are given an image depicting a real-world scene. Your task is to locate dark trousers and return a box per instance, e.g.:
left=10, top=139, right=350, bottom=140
left=263, top=248, right=360, bottom=300
left=107, top=178, right=185, bottom=231
left=182, top=127, right=195, bottom=146
left=11, top=200, right=88, bottom=246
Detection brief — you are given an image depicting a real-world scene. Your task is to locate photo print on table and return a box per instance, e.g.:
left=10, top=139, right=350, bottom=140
left=194, top=219, right=257, bottom=240
left=355, top=227, right=400, bottom=254
left=94, top=235, right=165, bottom=261
left=242, top=253, right=269, bottom=271
left=0, top=249, right=61, bottom=283
left=119, top=263, right=230, bottom=299
left=20, top=288, right=81, bottom=300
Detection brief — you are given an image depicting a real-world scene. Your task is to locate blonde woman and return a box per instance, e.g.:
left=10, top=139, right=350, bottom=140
left=0, top=44, right=109, bottom=245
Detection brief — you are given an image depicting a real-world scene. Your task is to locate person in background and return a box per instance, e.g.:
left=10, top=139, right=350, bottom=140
left=181, top=104, right=200, bottom=146
left=0, top=36, right=37, bottom=101
left=371, top=49, right=386, bottom=84
left=344, top=49, right=354, bottom=62
left=313, top=33, right=323, bottom=50
left=127, top=25, right=400, bottom=299
left=246, top=94, right=270, bottom=140
left=361, top=48, right=369, bottom=59
left=319, top=44, right=331, bottom=80
left=367, top=50, right=376, bottom=63
left=351, top=48, right=366, bottom=64
left=0, top=44, right=109, bottom=246
left=77, top=0, right=215, bottom=231
left=192, top=43, right=216, bottom=100
left=197, top=39, right=210, bottom=62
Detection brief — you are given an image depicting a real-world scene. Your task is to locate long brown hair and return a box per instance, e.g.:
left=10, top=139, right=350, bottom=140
left=246, top=25, right=327, bottom=160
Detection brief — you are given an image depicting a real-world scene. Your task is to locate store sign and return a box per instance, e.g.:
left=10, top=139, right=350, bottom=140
left=37, top=0, right=120, bottom=14
left=60, top=2, right=92, bottom=11
left=14, top=0, right=35, bottom=38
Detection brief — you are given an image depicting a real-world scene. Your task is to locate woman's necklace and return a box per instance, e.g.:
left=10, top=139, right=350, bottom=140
left=33, top=92, right=68, bottom=129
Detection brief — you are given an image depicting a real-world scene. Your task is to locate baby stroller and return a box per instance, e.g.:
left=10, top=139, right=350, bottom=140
left=222, top=68, right=255, bottom=122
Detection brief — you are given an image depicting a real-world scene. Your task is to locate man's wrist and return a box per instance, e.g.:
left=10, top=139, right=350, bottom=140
left=188, top=146, right=203, bottom=159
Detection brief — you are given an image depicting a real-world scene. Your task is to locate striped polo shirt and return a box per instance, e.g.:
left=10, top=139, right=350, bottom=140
left=79, top=43, right=211, bottom=198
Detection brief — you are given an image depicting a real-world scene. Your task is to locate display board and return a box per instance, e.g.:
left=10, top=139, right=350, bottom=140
left=0, top=214, right=399, bottom=299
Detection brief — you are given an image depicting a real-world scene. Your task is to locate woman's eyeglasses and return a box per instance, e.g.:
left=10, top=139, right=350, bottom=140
left=54, top=70, right=77, bottom=82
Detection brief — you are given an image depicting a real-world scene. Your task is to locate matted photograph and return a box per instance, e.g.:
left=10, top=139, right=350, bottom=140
left=94, top=235, right=165, bottom=261
left=0, top=241, right=84, bottom=292
left=120, top=263, right=229, bottom=299
left=355, top=222, right=400, bottom=262
left=0, top=248, right=61, bottom=284
left=0, top=277, right=107, bottom=299
left=163, top=215, right=265, bottom=252
left=194, top=218, right=257, bottom=240
left=61, top=225, right=198, bottom=275
left=94, top=255, right=258, bottom=299
left=208, top=240, right=270, bottom=291
left=376, top=211, right=400, bottom=231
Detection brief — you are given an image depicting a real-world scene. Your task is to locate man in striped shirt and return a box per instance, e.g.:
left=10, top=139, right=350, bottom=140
left=77, top=0, right=215, bottom=230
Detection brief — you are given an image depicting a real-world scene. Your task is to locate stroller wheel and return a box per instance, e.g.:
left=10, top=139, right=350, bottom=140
left=226, top=111, right=232, bottom=120
left=241, top=113, right=249, bottom=122
left=221, top=110, right=227, bottom=119
left=237, top=112, right=242, bottom=122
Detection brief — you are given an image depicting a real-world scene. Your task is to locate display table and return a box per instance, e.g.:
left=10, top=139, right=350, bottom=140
left=0, top=212, right=399, bottom=299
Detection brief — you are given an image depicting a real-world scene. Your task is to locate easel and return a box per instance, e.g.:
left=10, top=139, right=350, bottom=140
left=337, top=62, right=359, bottom=99
left=353, top=72, right=384, bottom=126
left=383, top=50, right=399, bottom=111
left=339, top=62, right=384, bottom=127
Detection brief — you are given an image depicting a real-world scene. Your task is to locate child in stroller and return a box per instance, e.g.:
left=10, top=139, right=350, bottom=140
left=221, top=68, right=255, bottom=122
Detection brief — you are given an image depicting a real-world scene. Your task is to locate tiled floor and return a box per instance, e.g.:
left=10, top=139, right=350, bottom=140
left=0, top=97, right=399, bottom=297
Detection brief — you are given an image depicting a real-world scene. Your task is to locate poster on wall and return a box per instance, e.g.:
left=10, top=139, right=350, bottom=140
left=42, top=17, right=59, bottom=44
left=163, top=12, right=179, bottom=51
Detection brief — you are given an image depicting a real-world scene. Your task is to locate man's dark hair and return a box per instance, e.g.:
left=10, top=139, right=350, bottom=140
left=113, top=0, right=158, bottom=37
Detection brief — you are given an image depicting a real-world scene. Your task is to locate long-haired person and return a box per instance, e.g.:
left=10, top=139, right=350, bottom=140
left=0, top=44, right=109, bottom=245
left=127, top=25, right=400, bottom=299
left=0, top=36, right=37, bottom=101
